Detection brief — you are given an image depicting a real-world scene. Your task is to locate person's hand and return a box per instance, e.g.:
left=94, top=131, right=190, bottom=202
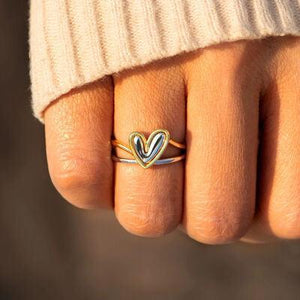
left=43, top=36, right=300, bottom=244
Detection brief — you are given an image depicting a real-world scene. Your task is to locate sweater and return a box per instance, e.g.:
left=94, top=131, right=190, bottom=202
left=29, top=0, right=300, bottom=121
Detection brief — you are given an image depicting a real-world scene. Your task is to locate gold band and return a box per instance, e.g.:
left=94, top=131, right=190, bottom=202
left=112, top=129, right=185, bottom=169
left=111, top=138, right=185, bottom=153
left=111, top=140, right=132, bottom=154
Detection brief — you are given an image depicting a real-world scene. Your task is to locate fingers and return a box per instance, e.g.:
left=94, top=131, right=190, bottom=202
left=245, top=39, right=300, bottom=241
left=44, top=79, right=114, bottom=209
left=43, top=37, right=300, bottom=245
left=183, top=43, right=260, bottom=244
left=113, top=59, right=185, bottom=237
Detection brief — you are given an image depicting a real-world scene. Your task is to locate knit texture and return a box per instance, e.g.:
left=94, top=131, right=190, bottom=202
left=30, top=0, right=300, bottom=121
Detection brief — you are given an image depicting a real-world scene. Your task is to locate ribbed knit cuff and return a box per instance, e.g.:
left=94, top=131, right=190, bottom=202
left=30, top=0, right=300, bottom=121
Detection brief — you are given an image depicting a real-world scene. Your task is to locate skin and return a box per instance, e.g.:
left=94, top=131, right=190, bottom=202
left=44, top=36, right=300, bottom=244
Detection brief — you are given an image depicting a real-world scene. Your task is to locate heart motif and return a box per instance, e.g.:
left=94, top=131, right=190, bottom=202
left=129, top=129, right=170, bottom=169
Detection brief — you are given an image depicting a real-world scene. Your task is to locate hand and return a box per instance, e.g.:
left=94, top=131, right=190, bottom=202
left=43, top=36, right=300, bottom=244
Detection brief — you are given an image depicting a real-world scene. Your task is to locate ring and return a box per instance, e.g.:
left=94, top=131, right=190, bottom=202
left=112, top=129, right=185, bottom=169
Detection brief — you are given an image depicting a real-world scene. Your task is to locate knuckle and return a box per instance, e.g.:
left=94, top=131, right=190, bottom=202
left=268, top=192, right=300, bottom=239
left=117, top=204, right=179, bottom=237
left=271, top=213, right=300, bottom=240
left=187, top=214, right=251, bottom=245
left=186, top=193, right=253, bottom=244
left=50, top=154, right=112, bottom=209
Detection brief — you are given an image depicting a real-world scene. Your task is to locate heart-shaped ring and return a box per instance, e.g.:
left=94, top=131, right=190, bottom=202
left=129, top=129, right=170, bottom=169
left=111, top=129, right=185, bottom=169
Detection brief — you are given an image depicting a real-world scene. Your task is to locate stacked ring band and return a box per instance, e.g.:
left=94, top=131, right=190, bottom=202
left=112, top=129, right=186, bottom=169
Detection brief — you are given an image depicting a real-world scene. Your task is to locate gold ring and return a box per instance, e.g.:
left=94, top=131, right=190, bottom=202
left=112, top=129, right=185, bottom=169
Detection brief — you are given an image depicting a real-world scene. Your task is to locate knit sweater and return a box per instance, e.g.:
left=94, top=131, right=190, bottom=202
left=30, top=0, right=300, bottom=121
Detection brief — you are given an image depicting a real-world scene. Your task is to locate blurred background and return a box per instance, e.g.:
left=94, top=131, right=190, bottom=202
left=1, top=1, right=300, bottom=299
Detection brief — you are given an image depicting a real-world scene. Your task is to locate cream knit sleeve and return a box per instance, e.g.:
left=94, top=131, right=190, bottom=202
left=30, top=0, right=300, bottom=121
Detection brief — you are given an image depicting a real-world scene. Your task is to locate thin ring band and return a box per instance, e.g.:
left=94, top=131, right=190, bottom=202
left=112, top=154, right=185, bottom=165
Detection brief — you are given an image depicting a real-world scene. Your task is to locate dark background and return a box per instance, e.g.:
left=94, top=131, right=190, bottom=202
left=1, top=1, right=300, bottom=299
